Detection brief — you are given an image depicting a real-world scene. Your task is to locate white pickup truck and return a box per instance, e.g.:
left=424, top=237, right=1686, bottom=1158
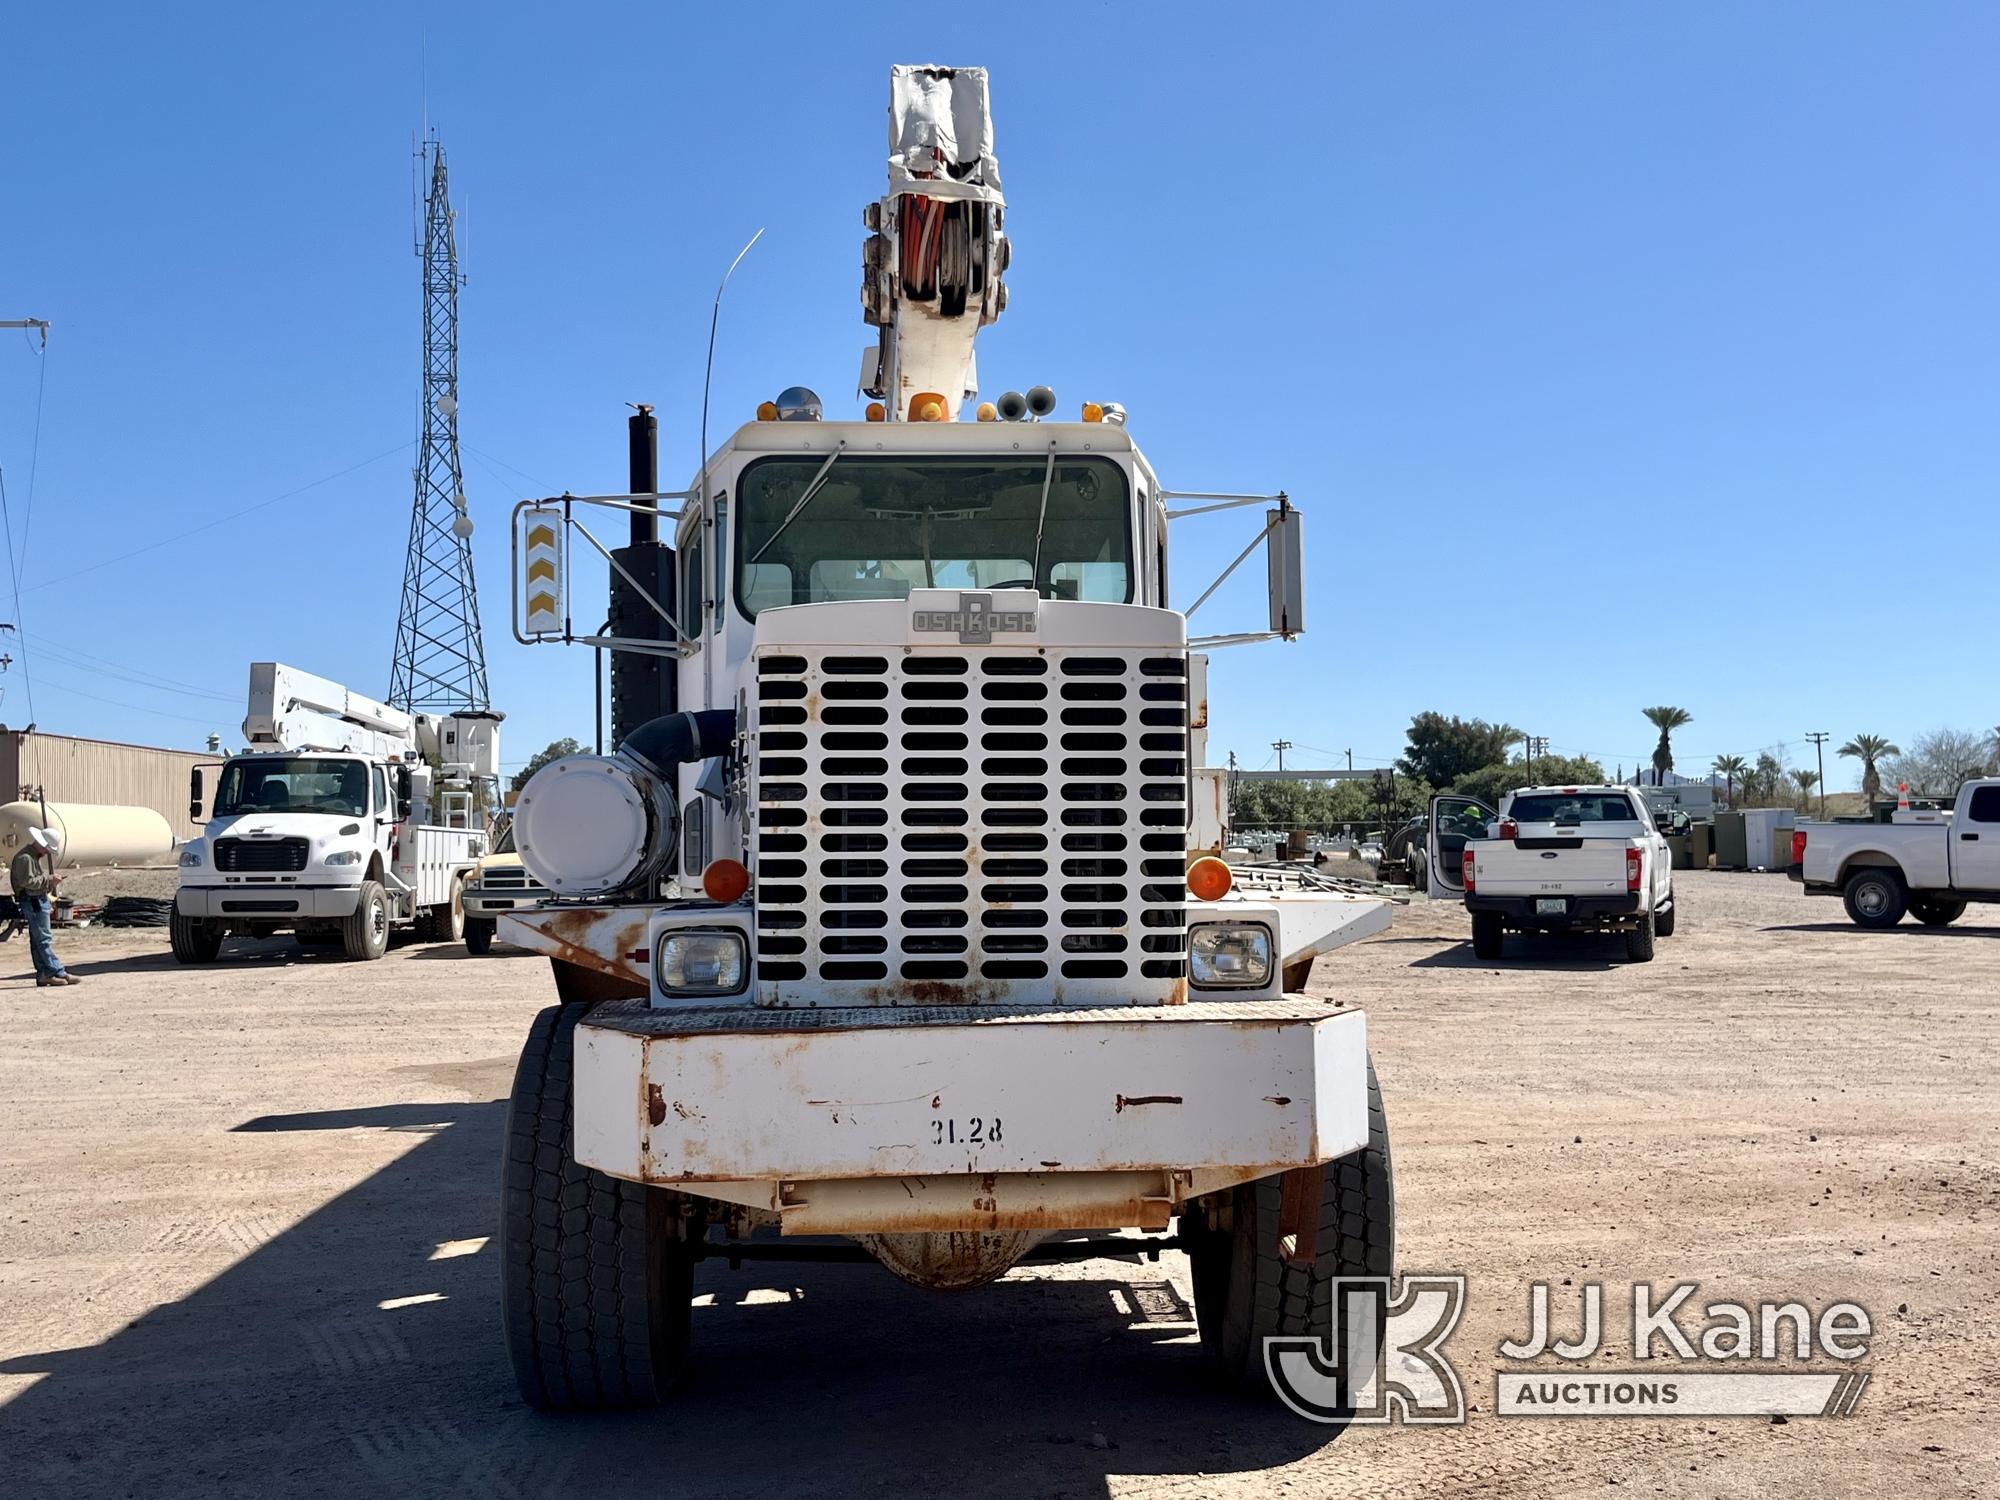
left=1422, top=785, right=1675, bottom=962
left=1791, top=778, right=2000, bottom=928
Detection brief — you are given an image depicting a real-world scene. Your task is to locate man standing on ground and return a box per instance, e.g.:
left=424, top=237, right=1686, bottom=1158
left=12, top=828, right=77, bottom=987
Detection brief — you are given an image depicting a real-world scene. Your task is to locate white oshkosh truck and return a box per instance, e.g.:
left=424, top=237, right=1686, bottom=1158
left=174, top=663, right=500, bottom=961
left=496, top=65, right=1395, bottom=1410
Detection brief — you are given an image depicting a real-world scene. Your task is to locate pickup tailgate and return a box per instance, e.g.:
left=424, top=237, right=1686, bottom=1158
left=1469, top=834, right=1631, bottom=896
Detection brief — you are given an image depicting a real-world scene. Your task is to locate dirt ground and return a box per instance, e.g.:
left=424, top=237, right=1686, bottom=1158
left=0, top=870, right=1994, bottom=1498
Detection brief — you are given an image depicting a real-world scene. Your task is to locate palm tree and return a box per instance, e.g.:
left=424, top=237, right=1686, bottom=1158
left=1712, top=754, right=1747, bottom=809
left=1838, top=734, right=1900, bottom=804
left=1642, top=706, right=1692, bottom=784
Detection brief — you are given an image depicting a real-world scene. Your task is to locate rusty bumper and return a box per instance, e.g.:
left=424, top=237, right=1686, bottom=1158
left=571, top=997, right=1369, bottom=1235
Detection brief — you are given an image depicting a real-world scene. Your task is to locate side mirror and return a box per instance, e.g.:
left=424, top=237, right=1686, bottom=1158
left=188, top=767, right=205, bottom=824
left=396, top=766, right=414, bottom=821
left=1266, top=501, right=1304, bottom=638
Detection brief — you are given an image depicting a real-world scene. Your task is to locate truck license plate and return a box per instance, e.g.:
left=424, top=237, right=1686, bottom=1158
left=1535, top=897, right=1567, bottom=916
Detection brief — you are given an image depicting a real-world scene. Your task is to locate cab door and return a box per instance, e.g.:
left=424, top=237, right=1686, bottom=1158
left=1953, top=784, right=2000, bottom=891
left=1426, top=795, right=1497, bottom=899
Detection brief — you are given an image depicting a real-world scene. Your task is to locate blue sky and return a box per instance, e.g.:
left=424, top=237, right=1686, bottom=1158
left=2, top=3, right=1993, bottom=788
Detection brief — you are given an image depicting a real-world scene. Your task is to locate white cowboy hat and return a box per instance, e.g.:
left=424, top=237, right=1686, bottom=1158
left=27, top=827, right=62, bottom=854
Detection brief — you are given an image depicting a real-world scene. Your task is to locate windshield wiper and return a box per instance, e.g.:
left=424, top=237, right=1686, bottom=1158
left=748, top=442, right=846, bottom=565
left=1026, top=440, right=1057, bottom=595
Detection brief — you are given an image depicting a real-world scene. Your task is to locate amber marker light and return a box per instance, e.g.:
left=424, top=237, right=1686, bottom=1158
left=702, top=858, right=751, bottom=903
left=1187, top=856, right=1233, bottom=901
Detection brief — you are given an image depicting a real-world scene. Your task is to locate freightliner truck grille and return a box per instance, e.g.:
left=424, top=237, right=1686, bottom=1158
left=753, top=646, right=1190, bottom=1005
left=214, top=837, right=310, bottom=873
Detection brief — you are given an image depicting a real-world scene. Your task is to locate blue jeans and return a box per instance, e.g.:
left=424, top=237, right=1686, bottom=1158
left=24, top=894, right=65, bottom=979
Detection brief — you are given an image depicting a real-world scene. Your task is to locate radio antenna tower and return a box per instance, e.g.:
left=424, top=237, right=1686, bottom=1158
left=390, top=133, right=490, bottom=712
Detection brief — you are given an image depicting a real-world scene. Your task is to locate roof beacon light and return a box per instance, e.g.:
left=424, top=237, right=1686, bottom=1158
left=773, top=386, right=823, bottom=421
left=910, top=392, right=948, bottom=422
left=756, top=401, right=779, bottom=422
left=865, top=401, right=887, bottom=422
left=1080, top=402, right=1104, bottom=423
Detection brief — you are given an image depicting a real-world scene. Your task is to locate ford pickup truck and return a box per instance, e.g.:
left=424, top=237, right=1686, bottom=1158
left=1423, top=786, right=1675, bottom=962
left=1791, top=778, right=2000, bottom=928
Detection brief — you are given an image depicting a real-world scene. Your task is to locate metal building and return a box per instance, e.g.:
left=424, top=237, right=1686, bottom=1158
left=0, top=729, right=211, bottom=843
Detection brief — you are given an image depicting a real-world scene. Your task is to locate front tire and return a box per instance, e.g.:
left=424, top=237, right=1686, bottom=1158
left=1624, top=909, right=1657, bottom=962
left=169, top=910, right=223, bottom=964
left=341, top=880, right=391, bottom=961
left=1842, top=868, right=1906, bottom=929
left=465, top=917, right=496, bottom=955
left=501, top=1004, right=697, bottom=1410
left=1470, top=910, right=1505, bottom=960
left=1187, top=1056, right=1394, bottom=1397
left=1909, top=895, right=1966, bottom=928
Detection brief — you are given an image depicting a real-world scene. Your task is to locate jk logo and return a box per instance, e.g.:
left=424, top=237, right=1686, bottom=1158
left=1263, top=1276, right=1468, bottom=1425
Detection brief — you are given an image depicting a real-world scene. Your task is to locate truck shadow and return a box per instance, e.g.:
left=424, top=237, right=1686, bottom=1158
left=1760, top=922, right=1998, bottom=938
left=1409, top=932, right=1630, bottom=971
left=0, top=1101, right=1334, bottom=1499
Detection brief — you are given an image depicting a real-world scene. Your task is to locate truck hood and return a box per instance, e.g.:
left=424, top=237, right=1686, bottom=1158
left=201, top=811, right=368, bottom=844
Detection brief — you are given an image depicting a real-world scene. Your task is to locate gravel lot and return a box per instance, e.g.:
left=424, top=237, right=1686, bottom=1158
left=0, top=870, right=1993, bottom=1498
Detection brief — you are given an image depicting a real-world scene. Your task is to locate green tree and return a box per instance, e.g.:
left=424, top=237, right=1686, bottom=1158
left=1744, top=751, right=1783, bottom=805
left=1396, top=712, right=1521, bottom=790
left=510, top=736, right=584, bottom=793
left=1711, top=753, right=1747, bottom=809
left=1837, top=733, right=1900, bottom=803
left=1641, top=706, right=1692, bottom=784
left=1450, top=753, right=1606, bottom=808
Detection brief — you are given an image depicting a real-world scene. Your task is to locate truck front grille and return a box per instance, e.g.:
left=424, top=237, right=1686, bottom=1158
left=752, top=646, right=1189, bottom=1005
left=215, top=837, right=309, bottom=873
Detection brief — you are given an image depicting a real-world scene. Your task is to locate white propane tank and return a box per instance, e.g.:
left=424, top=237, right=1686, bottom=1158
left=0, top=801, right=176, bottom=869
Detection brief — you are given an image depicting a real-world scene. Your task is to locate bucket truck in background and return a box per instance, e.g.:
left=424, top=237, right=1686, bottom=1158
left=173, top=663, right=501, bottom=962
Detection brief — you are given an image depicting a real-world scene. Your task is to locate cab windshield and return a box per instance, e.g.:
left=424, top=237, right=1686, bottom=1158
left=734, top=454, right=1131, bottom=618
left=215, top=757, right=370, bottom=818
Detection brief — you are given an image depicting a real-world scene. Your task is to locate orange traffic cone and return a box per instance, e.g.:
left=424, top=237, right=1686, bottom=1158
left=1897, top=781, right=1910, bottom=812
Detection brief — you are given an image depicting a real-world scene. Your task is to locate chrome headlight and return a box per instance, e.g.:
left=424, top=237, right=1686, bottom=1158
left=657, top=930, right=747, bottom=997
left=323, top=849, right=363, bottom=866
left=179, top=847, right=204, bottom=868
left=1189, top=922, right=1273, bottom=989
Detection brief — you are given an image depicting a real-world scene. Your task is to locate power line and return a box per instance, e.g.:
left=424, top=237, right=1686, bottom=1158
left=20, top=439, right=414, bottom=596
left=26, top=672, right=228, bottom=728
left=16, top=632, right=238, bottom=703
left=464, top=444, right=557, bottom=496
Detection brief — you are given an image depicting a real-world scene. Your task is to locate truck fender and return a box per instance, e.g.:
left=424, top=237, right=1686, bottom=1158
left=1836, top=852, right=1905, bottom=886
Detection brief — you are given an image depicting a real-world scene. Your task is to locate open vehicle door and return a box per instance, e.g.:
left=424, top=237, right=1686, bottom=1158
left=1425, top=794, right=1497, bottom=899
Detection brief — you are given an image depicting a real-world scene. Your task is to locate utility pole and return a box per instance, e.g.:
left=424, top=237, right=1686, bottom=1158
left=0, top=319, right=49, bottom=348
left=1805, top=731, right=1830, bottom=821
left=1524, top=735, right=1550, bottom=784
left=1271, top=739, right=1292, bottom=774
left=390, top=133, right=490, bottom=713
left=1345, top=748, right=1353, bottom=771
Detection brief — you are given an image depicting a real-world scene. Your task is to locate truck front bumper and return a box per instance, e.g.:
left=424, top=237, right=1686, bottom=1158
left=175, top=884, right=362, bottom=920
left=1467, top=891, right=1642, bottom=929
left=572, top=996, right=1370, bottom=1234
left=465, top=890, right=549, bottom=917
